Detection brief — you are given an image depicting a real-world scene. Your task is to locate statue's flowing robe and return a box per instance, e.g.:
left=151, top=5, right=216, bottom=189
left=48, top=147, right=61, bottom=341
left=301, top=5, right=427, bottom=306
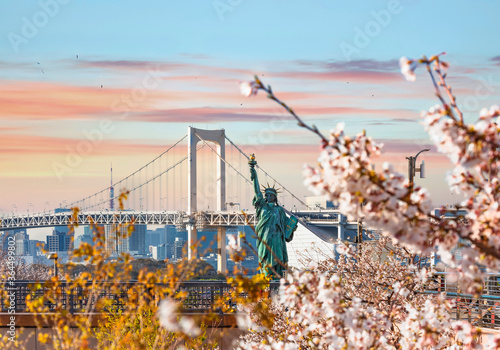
left=253, top=196, right=296, bottom=278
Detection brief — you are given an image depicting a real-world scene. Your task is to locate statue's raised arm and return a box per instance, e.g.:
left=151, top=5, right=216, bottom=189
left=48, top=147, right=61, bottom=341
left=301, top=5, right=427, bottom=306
left=248, top=154, right=262, bottom=200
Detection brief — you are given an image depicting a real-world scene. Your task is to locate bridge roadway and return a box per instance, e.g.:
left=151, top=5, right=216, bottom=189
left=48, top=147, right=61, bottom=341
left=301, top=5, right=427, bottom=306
left=0, top=209, right=352, bottom=231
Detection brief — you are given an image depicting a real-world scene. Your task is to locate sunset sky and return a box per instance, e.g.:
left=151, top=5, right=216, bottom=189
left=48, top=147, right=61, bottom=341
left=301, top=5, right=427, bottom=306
left=1, top=0, right=500, bottom=219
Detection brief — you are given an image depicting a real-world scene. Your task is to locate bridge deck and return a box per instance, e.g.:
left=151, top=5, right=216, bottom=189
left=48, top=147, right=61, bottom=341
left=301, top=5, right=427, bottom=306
left=0, top=210, right=347, bottom=230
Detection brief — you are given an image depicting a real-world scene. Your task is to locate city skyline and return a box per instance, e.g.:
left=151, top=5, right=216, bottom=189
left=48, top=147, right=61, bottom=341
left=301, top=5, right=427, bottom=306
left=1, top=223, right=259, bottom=276
left=1, top=1, right=500, bottom=216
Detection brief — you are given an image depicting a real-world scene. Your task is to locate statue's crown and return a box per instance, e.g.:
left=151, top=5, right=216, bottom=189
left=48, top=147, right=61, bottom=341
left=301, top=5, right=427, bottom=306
left=261, top=183, right=281, bottom=196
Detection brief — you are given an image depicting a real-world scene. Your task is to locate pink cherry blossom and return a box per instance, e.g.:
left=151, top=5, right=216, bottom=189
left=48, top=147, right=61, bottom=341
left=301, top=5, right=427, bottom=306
left=226, top=234, right=241, bottom=256
left=157, top=298, right=200, bottom=336
left=240, top=81, right=259, bottom=97
left=399, top=57, right=417, bottom=82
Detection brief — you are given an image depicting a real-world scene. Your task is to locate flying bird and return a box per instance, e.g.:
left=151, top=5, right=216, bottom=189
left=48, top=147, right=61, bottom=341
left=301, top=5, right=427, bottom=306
left=76, top=55, right=78, bottom=59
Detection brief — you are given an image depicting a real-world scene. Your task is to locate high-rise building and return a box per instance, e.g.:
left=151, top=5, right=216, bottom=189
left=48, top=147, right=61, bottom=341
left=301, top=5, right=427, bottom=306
left=152, top=244, right=166, bottom=260
left=146, top=228, right=164, bottom=247
left=75, top=225, right=99, bottom=248
left=28, top=240, right=44, bottom=257
left=0, top=231, right=15, bottom=251
left=104, top=224, right=146, bottom=255
left=46, top=228, right=72, bottom=253
left=109, top=164, right=114, bottom=211
left=164, top=226, right=177, bottom=259
left=14, top=230, right=28, bottom=256
left=53, top=208, right=74, bottom=252
left=61, top=233, right=72, bottom=251
left=74, top=235, right=82, bottom=249
left=165, top=226, right=176, bottom=245
left=129, top=225, right=146, bottom=255
left=104, top=225, right=129, bottom=254
left=46, top=234, right=59, bottom=252
left=174, top=237, right=185, bottom=261
left=83, top=225, right=102, bottom=245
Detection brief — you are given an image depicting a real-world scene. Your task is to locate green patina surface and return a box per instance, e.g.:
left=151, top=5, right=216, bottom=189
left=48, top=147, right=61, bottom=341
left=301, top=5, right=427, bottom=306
left=249, top=156, right=297, bottom=278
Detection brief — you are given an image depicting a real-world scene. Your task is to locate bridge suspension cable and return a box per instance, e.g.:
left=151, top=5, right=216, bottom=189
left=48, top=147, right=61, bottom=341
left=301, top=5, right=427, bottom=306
left=79, top=143, right=207, bottom=212
left=224, top=135, right=307, bottom=207
left=194, top=133, right=252, bottom=186
left=64, top=134, right=187, bottom=211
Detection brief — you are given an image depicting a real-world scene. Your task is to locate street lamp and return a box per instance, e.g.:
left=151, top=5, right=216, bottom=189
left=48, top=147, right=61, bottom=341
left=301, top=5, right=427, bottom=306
left=406, top=149, right=430, bottom=192
left=48, top=252, right=58, bottom=277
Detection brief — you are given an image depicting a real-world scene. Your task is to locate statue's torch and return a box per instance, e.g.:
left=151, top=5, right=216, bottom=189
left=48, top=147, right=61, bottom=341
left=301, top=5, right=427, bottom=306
left=249, top=154, right=257, bottom=181
left=248, top=153, right=257, bottom=168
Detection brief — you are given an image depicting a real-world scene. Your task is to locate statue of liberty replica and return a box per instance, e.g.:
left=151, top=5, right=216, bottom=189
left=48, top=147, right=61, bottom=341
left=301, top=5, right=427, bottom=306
left=249, top=154, right=298, bottom=278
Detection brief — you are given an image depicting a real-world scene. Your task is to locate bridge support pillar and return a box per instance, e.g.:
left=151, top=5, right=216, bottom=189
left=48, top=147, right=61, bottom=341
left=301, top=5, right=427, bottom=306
left=338, top=214, right=345, bottom=240
left=187, top=126, right=226, bottom=262
left=188, top=226, right=198, bottom=260
left=217, top=227, right=227, bottom=273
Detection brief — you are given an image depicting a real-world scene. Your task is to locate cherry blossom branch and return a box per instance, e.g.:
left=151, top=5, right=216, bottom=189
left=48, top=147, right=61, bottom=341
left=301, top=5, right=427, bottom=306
left=424, top=59, right=453, bottom=118
left=432, top=60, right=463, bottom=124
left=468, top=237, right=500, bottom=260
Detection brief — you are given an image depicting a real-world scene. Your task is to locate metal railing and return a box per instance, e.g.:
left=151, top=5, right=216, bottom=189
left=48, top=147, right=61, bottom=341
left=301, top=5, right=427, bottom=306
left=2, top=275, right=498, bottom=329
left=427, top=273, right=500, bottom=329
left=0, top=280, right=280, bottom=314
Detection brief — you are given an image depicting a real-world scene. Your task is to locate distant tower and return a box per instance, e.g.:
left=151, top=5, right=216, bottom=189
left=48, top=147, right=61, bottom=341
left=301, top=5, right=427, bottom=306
left=110, top=164, right=114, bottom=210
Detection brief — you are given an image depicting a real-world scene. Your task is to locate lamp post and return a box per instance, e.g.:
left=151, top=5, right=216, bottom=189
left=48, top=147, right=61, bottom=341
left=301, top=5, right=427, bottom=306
left=48, top=252, right=58, bottom=277
left=357, top=218, right=363, bottom=244
left=406, top=149, right=430, bottom=192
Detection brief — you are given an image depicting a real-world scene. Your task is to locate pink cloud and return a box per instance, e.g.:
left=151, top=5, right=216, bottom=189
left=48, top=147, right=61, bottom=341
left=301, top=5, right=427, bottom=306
left=128, top=105, right=417, bottom=124
left=274, top=70, right=400, bottom=83
left=0, top=80, right=166, bottom=120
left=74, top=60, right=185, bottom=71
left=0, top=134, right=183, bottom=156
left=74, top=59, right=401, bottom=85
